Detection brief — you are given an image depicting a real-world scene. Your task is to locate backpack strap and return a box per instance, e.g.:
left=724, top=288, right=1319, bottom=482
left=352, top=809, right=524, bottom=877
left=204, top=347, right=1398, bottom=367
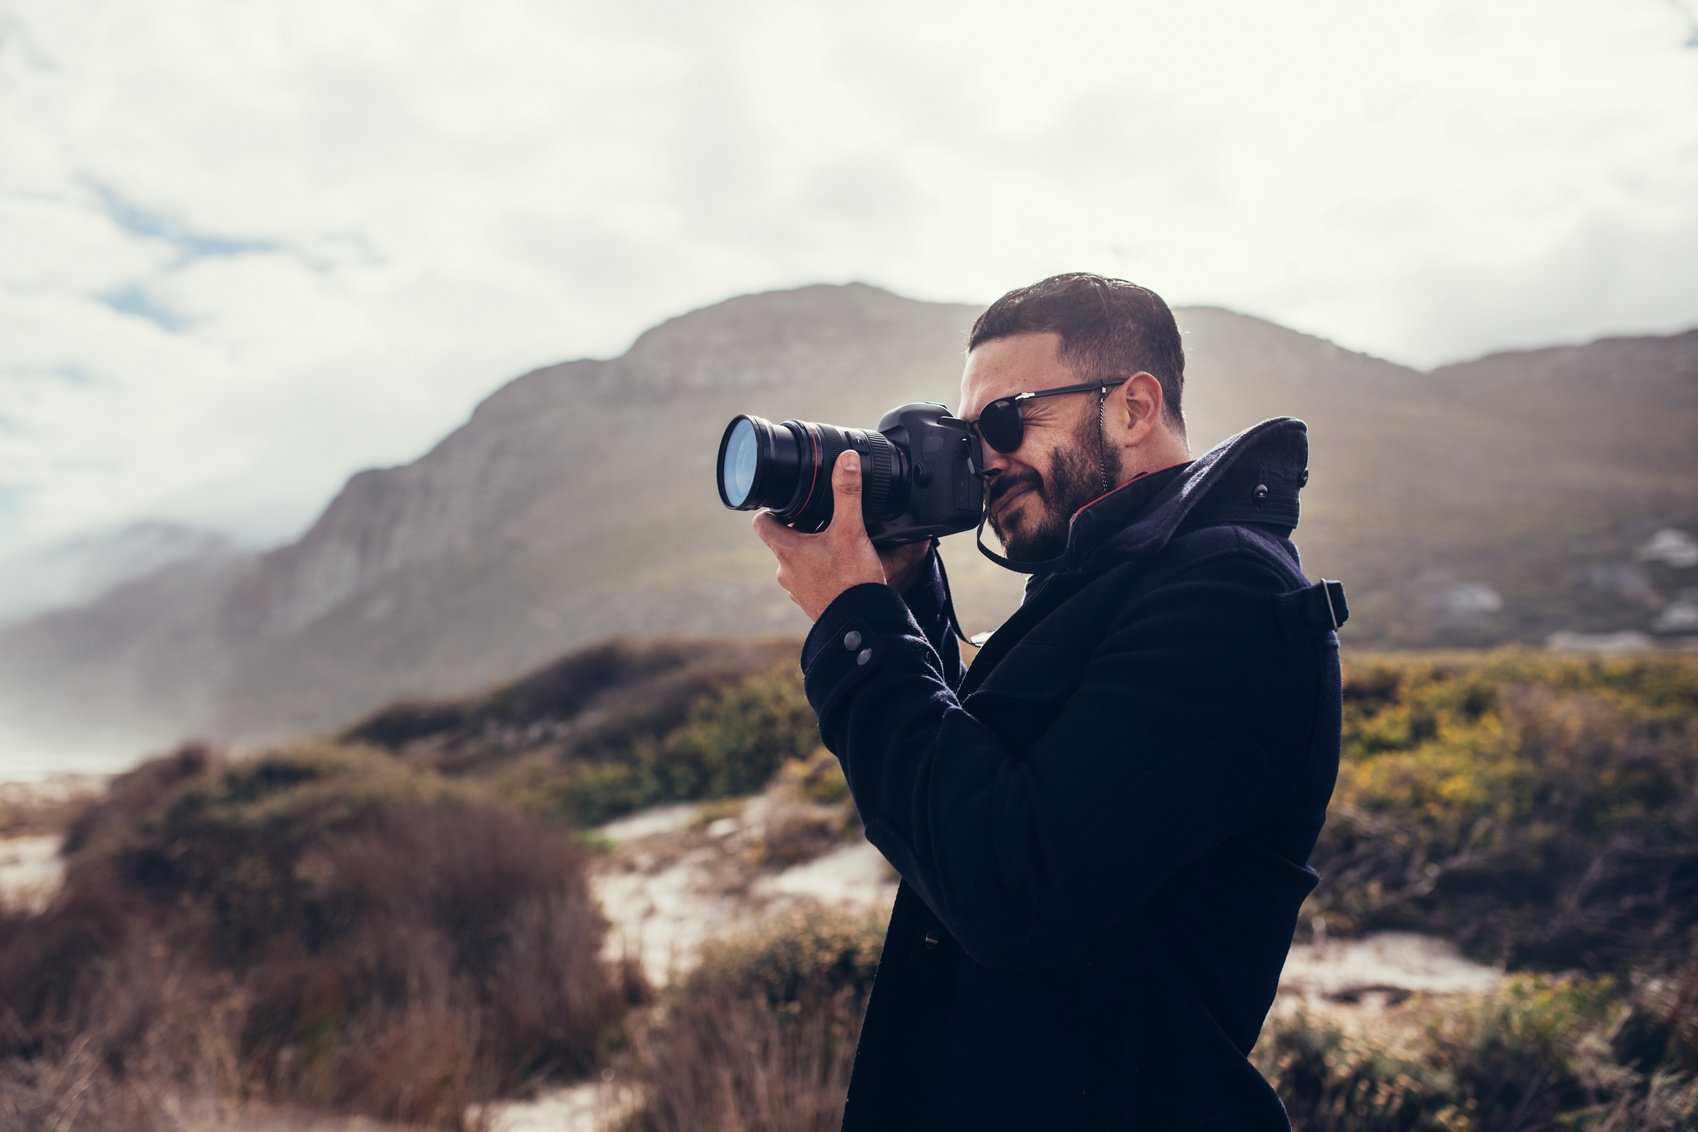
left=1277, top=579, right=1349, bottom=640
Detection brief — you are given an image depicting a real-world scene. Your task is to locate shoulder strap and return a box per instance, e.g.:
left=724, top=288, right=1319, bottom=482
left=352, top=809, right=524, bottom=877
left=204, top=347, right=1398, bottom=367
left=1276, top=579, right=1349, bottom=641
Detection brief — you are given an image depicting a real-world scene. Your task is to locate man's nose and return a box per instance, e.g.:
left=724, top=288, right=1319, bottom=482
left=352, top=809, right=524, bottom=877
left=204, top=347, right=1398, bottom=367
left=975, top=445, right=1012, bottom=478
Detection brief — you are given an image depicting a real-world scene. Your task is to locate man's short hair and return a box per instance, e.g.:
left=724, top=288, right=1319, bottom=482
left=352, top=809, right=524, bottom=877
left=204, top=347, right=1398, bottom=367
left=969, top=273, right=1187, bottom=436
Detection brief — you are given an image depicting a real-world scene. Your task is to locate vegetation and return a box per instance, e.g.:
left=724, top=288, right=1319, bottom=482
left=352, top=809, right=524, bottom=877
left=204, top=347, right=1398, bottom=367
left=343, top=637, right=819, bottom=826
left=1257, top=968, right=1698, bottom=1131
left=616, top=906, right=884, bottom=1132
left=4, top=640, right=1696, bottom=1129
left=0, top=743, right=635, bottom=1130
left=1312, top=650, right=1698, bottom=975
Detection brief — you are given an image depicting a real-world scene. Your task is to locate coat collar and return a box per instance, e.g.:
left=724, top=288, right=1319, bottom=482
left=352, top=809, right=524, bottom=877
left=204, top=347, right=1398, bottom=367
left=1060, top=417, right=1310, bottom=575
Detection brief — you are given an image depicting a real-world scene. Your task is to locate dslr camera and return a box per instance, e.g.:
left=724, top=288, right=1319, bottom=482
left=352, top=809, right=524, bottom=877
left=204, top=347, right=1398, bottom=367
left=716, top=403, right=984, bottom=547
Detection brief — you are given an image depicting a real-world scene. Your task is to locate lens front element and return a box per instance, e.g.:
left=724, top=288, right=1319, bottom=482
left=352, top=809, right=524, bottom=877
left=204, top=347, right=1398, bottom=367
left=721, top=418, right=758, bottom=507
left=716, top=414, right=799, bottom=512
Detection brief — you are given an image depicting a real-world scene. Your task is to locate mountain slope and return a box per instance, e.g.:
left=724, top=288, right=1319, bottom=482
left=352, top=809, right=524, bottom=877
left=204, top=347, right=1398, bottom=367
left=0, top=284, right=1693, bottom=751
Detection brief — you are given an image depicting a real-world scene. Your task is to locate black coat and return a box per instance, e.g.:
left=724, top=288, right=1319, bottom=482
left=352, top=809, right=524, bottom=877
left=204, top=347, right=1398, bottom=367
left=800, top=418, right=1346, bottom=1130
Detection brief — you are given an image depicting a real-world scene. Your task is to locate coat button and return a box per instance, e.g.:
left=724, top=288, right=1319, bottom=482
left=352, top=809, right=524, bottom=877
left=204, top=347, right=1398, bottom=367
left=843, top=630, right=862, bottom=651
left=1300, top=469, right=1310, bottom=487
left=856, top=648, right=873, bottom=666
left=923, top=930, right=940, bottom=950
left=1252, top=483, right=1269, bottom=503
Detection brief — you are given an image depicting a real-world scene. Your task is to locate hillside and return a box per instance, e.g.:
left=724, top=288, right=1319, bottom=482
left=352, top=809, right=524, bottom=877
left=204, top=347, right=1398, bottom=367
left=1, top=283, right=1694, bottom=751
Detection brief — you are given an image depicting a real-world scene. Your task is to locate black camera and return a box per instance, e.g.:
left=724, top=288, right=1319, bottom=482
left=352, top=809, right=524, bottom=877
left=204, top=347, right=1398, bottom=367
left=716, top=402, right=984, bottom=547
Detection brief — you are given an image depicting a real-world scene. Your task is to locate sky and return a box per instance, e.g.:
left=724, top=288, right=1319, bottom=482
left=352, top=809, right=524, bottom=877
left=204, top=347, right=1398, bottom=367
left=2, top=0, right=1696, bottom=561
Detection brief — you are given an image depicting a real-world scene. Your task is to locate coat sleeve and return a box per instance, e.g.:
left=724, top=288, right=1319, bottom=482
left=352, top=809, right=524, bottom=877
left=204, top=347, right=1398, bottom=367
left=801, top=544, right=1296, bottom=972
left=891, top=543, right=965, bottom=691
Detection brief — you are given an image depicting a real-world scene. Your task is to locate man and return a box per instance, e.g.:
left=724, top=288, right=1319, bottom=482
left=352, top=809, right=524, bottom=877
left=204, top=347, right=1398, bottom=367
left=754, top=273, right=1345, bottom=1130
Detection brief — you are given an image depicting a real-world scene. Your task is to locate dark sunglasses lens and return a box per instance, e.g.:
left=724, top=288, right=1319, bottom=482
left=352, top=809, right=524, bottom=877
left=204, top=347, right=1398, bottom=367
left=979, top=400, right=1023, bottom=453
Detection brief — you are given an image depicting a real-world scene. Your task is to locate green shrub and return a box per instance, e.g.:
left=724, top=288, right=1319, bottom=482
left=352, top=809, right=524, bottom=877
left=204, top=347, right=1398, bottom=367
left=1427, top=975, right=1619, bottom=1130
left=772, top=748, right=851, bottom=806
left=1311, top=651, right=1698, bottom=975
left=518, top=659, right=820, bottom=826
left=343, top=637, right=817, bottom=827
left=645, top=667, right=821, bottom=802
left=1259, top=974, right=1698, bottom=1132
left=1255, top=1008, right=1467, bottom=1131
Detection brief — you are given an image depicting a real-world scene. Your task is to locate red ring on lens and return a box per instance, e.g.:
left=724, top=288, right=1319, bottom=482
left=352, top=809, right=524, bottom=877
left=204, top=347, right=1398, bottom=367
left=797, top=422, right=825, bottom=515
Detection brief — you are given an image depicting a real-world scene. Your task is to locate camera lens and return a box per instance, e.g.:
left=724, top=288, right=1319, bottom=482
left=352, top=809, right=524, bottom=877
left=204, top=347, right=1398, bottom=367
left=715, top=414, right=906, bottom=533
left=717, top=415, right=800, bottom=512
left=720, top=418, right=760, bottom=507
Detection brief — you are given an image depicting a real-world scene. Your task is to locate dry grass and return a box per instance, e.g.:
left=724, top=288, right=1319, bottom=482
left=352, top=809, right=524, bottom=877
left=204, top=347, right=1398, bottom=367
left=0, top=743, right=637, bottom=1130
left=1256, top=964, right=1698, bottom=1131
left=616, top=905, right=883, bottom=1132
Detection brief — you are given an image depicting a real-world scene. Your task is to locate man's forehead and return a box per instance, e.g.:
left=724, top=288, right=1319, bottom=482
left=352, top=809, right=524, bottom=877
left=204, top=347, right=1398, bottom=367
left=959, top=331, right=1076, bottom=416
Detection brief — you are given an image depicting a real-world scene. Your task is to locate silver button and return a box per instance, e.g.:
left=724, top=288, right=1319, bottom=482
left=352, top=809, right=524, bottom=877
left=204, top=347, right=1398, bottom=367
left=843, top=630, right=863, bottom=651
left=856, top=648, right=873, bottom=666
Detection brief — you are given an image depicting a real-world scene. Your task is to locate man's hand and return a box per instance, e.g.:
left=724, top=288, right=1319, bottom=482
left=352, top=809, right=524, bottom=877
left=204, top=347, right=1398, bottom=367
left=753, top=450, right=932, bottom=621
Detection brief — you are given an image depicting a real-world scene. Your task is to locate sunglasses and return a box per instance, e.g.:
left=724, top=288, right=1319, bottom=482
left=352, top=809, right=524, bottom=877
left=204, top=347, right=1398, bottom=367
left=968, top=377, right=1130, bottom=454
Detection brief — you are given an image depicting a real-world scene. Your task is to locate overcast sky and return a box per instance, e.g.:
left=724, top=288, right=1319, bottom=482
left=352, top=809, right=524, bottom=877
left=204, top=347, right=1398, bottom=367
left=2, top=0, right=1696, bottom=560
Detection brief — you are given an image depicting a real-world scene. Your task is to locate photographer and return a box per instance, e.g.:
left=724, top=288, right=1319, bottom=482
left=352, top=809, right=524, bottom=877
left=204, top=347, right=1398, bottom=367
left=752, top=273, right=1344, bottom=1130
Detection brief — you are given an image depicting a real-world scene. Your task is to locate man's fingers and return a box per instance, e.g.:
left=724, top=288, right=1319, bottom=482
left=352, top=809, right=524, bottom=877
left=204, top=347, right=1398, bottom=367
left=830, top=449, right=866, bottom=538
left=752, top=510, right=789, bottom=551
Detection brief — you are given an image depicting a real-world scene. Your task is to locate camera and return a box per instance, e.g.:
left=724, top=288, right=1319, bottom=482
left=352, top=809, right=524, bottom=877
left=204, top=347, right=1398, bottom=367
left=716, top=402, right=984, bottom=547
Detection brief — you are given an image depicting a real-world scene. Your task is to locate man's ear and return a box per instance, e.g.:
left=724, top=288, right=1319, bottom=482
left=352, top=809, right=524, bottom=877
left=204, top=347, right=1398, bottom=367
left=1116, top=372, right=1165, bottom=445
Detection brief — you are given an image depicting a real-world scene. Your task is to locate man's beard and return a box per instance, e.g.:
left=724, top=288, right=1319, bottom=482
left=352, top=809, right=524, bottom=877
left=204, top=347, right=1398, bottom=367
left=988, top=407, right=1123, bottom=562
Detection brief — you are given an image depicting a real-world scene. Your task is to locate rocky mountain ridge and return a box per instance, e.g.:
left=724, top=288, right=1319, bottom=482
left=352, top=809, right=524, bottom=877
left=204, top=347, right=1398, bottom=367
left=1, top=282, right=1694, bottom=753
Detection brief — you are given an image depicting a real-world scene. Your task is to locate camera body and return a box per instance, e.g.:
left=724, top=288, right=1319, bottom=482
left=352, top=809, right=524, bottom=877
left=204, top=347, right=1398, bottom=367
left=716, top=402, right=984, bottom=547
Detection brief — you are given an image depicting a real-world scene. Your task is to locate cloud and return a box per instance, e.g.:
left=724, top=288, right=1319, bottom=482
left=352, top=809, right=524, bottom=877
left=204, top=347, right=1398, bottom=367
left=0, top=0, right=1694, bottom=557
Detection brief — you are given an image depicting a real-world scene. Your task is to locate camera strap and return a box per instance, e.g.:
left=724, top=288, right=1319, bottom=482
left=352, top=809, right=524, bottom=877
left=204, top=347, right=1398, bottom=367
left=973, top=510, right=1070, bottom=576
left=930, top=539, right=985, bottom=647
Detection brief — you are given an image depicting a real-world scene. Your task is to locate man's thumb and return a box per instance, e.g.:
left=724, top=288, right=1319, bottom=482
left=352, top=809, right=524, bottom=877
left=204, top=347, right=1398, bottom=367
left=832, top=449, right=865, bottom=530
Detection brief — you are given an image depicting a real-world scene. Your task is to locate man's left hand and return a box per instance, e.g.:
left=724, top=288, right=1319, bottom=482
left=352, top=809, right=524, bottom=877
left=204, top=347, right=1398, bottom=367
left=753, top=450, right=928, bottom=621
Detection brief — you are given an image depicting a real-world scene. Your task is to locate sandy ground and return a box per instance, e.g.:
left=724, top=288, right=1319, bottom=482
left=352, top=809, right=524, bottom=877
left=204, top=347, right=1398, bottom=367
left=1280, top=929, right=1504, bottom=1011
left=484, top=1073, right=640, bottom=1132
left=0, top=833, right=63, bottom=912
left=592, top=796, right=898, bottom=987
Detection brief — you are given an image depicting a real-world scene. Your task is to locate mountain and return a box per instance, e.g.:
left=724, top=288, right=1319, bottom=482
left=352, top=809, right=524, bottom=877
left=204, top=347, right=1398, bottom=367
left=1, top=283, right=1694, bottom=753
left=0, top=521, right=244, bottom=628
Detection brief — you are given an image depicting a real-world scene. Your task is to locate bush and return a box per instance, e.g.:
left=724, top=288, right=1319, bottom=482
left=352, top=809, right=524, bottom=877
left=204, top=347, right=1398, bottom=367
left=1258, top=974, right=1698, bottom=1132
left=771, top=748, right=851, bottom=807
left=1255, top=1008, right=1466, bottom=1132
left=1310, top=651, right=1698, bottom=975
left=1427, top=975, right=1618, bottom=1130
left=341, top=637, right=817, bottom=827
left=0, top=743, right=632, bottom=1129
left=619, top=906, right=884, bottom=1132
left=517, top=661, right=821, bottom=826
